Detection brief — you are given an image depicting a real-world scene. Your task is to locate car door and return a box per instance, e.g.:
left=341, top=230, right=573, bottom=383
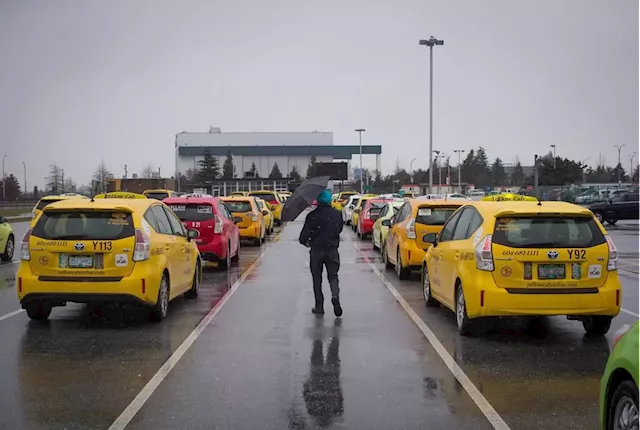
left=442, top=208, right=480, bottom=306
left=163, top=205, right=192, bottom=292
left=374, top=204, right=389, bottom=247
left=623, top=193, right=639, bottom=219
left=218, top=201, right=239, bottom=256
left=149, top=205, right=181, bottom=292
left=387, top=203, right=410, bottom=264
left=428, top=209, right=463, bottom=308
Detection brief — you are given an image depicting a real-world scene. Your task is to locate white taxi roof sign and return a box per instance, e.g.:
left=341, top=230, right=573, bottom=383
left=94, top=192, right=147, bottom=199
left=481, top=193, right=537, bottom=202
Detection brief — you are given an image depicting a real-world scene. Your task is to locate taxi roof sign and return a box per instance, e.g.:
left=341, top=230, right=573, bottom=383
left=94, top=192, right=147, bottom=199
left=481, top=193, right=537, bottom=202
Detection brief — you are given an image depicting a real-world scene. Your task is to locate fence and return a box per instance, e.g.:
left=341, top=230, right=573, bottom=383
left=0, top=200, right=37, bottom=209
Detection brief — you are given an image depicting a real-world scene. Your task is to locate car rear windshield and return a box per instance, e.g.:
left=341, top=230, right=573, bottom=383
left=367, top=206, right=384, bottom=219
left=33, top=211, right=135, bottom=240
left=167, top=203, right=214, bottom=221
left=249, top=192, right=277, bottom=202
left=416, top=206, right=460, bottom=225
left=492, top=216, right=606, bottom=248
left=36, top=199, right=62, bottom=211
left=224, top=201, right=253, bottom=213
left=145, top=192, right=169, bottom=200
left=351, top=198, right=361, bottom=207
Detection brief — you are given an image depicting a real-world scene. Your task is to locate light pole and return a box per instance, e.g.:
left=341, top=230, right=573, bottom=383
left=1, top=155, right=6, bottom=200
left=355, top=128, right=366, bottom=193
left=22, top=161, right=26, bottom=195
left=453, top=149, right=465, bottom=192
left=419, top=36, right=444, bottom=194
left=630, top=152, right=637, bottom=182
left=614, top=144, right=625, bottom=185
left=410, top=158, right=416, bottom=183
left=550, top=144, right=556, bottom=169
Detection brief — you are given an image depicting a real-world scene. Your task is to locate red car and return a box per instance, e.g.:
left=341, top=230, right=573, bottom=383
left=357, top=199, right=393, bottom=239
left=164, top=196, right=241, bottom=269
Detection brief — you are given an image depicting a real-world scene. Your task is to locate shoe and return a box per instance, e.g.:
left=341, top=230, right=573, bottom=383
left=331, top=298, right=343, bottom=317
left=311, top=307, right=324, bottom=315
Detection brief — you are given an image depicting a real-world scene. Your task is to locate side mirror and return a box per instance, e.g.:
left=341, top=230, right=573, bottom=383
left=0, top=216, right=6, bottom=224
left=422, top=232, right=437, bottom=248
left=233, top=216, right=242, bottom=224
left=381, top=219, right=391, bottom=227
left=187, top=228, right=200, bottom=240
left=262, top=210, right=269, bottom=216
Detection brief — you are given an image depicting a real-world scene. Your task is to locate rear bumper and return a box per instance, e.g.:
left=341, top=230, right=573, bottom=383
left=239, top=225, right=261, bottom=239
left=401, top=241, right=425, bottom=269
left=465, top=275, right=621, bottom=318
left=198, top=241, right=226, bottom=261
left=360, top=220, right=374, bottom=234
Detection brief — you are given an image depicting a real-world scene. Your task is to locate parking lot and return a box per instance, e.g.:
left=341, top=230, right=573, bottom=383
left=0, top=217, right=637, bottom=429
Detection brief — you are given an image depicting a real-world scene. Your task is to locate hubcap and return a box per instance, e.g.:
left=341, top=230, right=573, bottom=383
left=614, top=396, right=639, bottom=430
left=456, top=290, right=465, bottom=328
left=6, top=238, right=14, bottom=258
left=160, top=278, right=168, bottom=315
left=596, top=213, right=604, bottom=222
left=396, top=251, right=401, bottom=276
left=423, top=268, right=430, bottom=300
left=194, top=264, right=200, bottom=292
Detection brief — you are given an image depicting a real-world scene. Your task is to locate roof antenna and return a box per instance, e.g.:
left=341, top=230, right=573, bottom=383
left=537, top=199, right=542, bottom=206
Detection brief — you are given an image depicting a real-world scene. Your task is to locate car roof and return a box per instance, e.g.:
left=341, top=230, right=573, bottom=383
left=40, top=194, right=87, bottom=201
left=221, top=196, right=255, bottom=204
left=43, top=197, right=156, bottom=211
left=163, top=196, right=219, bottom=205
left=465, top=201, right=593, bottom=217
left=248, top=190, right=276, bottom=194
left=409, top=198, right=464, bottom=208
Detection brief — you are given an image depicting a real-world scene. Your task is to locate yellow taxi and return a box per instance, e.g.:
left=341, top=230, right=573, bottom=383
left=383, top=199, right=462, bottom=280
left=31, top=194, right=89, bottom=225
left=17, top=195, right=202, bottom=322
left=371, top=200, right=405, bottom=251
left=0, top=215, right=15, bottom=261
left=143, top=189, right=178, bottom=200
left=221, top=197, right=266, bottom=246
left=419, top=201, right=621, bottom=336
left=248, top=190, right=283, bottom=225
left=255, top=198, right=275, bottom=235
left=332, top=191, right=358, bottom=211
left=230, top=191, right=249, bottom=197
left=350, top=194, right=378, bottom=230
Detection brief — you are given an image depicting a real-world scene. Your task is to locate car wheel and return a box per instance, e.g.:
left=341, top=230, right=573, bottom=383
left=396, top=249, right=410, bottom=280
left=254, top=237, right=262, bottom=246
left=594, top=211, right=605, bottom=224
left=383, top=242, right=393, bottom=270
left=607, top=218, right=618, bottom=226
left=455, top=283, right=474, bottom=336
left=150, top=273, right=169, bottom=322
left=1, top=234, right=14, bottom=262
left=582, top=316, right=612, bottom=335
left=185, top=261, right=200, bottom=298
left=220, top=244, right=231, bottom=271
left=372, top=233, right=378, bottom=251
left=24, top=302, right=52, bottom=320
left=231, top=242, right=240, bottom=264
left=608, top=380, right=639, bottom=430
left=422, top=264, right=438, bottom=307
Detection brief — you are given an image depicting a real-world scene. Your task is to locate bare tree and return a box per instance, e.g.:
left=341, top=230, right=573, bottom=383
left=92, top=161, right=114, bottom=194
left=64, top=178, right=77, bottom=193
left=141, top=164, right=155, bottom=179
left=46, top=164, right=63, bottom=194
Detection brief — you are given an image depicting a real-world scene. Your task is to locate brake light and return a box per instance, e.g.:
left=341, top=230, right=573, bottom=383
left=214, top=214, right=223, bottom=234
left=133, top=229, right=150, bottom=262
left=21, top=228, right=33, bottom=261
left=475, top=235, right=494, bottom=271
left=406, top=218, right=416, bottom=239
left=605, top=235, right=618, bottom=271
left=268, top=199, right=279, bottom=205
left=252, top=212, right=258, bottom=222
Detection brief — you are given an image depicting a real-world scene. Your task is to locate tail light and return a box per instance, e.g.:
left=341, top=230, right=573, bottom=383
left=605, top=235, right=618, bottom=270
left=268, top=199, right=279, bottom=205
left=475, top=235, right=494, bottom=271
left=406, top=218, right=416, bottom=239
left=363, top=210, right=371, bottom=220
left=214, top=214, right=223, bottom=234
left=133, top=229, right=150, bottom=262
left=21, top=228, right=33, bottom=261
left=252, top=212, right=258, bottom=222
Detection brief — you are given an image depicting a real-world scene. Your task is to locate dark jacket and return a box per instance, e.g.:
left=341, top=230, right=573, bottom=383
left=299, top=204, right=343, bottom=249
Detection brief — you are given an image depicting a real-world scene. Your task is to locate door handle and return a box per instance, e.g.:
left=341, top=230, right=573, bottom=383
left=164, top=244, right=171, bottom=250
left=454, top=251, right=460, bottom=259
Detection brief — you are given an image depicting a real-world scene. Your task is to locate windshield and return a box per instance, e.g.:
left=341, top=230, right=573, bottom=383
left=249, top=192, right=278, bottom=202
left=32, top=211, right=135, bottom=240
left=416, top=206, right=460, bottom=225
left=167, top=203, right=214, bottom=221
left=144, top=192, right=170, bottom=200
left=35, top=199, right=62, bottom=211
left=224, top=201, right=253, bottom=213
left=492, top=216, right=605, bottom=248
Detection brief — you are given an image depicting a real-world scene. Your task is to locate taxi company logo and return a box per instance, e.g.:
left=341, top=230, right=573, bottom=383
left=547, top=250, right=559, bottom=260
left=74, top=243, right=85, bottom=251
left=501, top=266, right=512, bottom=277
left=38, top=256, right=48, bottom=265
left=501, top=250, right=539, bottom=256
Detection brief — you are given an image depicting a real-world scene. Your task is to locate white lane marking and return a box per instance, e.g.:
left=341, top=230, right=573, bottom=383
left=620, top=308, right=639, bottom=318
left=349, top=238, right=511, bottom=430
left=0, top=309, right=24, bottom=321
left=108, top=231, right=281, bottom=430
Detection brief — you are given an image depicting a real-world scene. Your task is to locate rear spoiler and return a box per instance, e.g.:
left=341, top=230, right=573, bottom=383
left=494, top=209, right=593, bottom=217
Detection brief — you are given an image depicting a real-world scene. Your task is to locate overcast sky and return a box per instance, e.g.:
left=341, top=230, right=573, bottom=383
left=1, top=0, right=637, bottom=187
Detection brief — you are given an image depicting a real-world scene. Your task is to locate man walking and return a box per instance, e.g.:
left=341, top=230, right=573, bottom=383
left=299, top=189, right=343, bottom=317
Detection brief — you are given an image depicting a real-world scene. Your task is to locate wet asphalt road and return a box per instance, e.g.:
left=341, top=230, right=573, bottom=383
left=0, top=218, right=637, bottom=429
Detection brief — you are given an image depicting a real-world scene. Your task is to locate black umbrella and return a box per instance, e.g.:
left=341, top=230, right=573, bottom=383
left=281, top=176, right=330, bottom=222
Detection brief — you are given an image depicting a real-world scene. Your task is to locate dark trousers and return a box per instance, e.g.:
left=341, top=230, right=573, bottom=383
left=309, top=247, right=340, bottom=307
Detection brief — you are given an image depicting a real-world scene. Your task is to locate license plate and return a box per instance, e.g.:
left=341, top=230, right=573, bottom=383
left=67, top=255, right=94, bottom=269
left=538, top=264, right=565, bottom=280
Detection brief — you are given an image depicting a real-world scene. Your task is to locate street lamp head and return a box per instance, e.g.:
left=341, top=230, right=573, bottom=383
left=355, top=128, right=365, bottom=133
left=419, top=37, right=444, bottom=47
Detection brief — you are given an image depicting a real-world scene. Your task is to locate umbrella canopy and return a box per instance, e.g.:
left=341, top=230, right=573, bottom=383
left=281, top=176, right=330, bottom=222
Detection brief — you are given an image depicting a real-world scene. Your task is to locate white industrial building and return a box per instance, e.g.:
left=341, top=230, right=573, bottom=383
left=174, top=127, right=381, bottom=187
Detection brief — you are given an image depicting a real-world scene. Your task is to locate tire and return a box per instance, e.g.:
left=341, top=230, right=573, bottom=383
left=396, top=249, right=410, bottom=280
left=24, top=302, right=52, bottom=321
left=1, top=234, right=14, bottom=262
left=422, top=264, right=439, bottom=307
left=220, top=244, right=231, bottom=271
left=594, top=211, right=605, bottom=224
left=607, top=218, right=618, bottom=226
left=254, top=238, right=262, bottom=246
left=231, top=241, right=240, bottom=264
left=607, top=380, right=638, bottom=430
left=150, top=273, right=170, bottom=322
left=582, top=316, right=612, bottom=335
left=184, top=261, right=200, bottom=299
left=383, top=242, right=393, bottom=270
left=455, top=283, right=473, bottom=336
left=372, top=233, right=378, bottom=251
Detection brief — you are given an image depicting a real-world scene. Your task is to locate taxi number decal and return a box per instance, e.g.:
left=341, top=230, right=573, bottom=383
left=567, top=249, right=586, bottom=260
left=93, top=241, right=113, bottom=251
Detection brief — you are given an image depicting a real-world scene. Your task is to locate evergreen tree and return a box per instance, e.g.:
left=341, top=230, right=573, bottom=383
left=289, top=165, right=302, bottom=182
left=197, top=151, right=220, bottom=182
left=222, top=150, right=235, bottom=179
left=268, top=162, right=283, bottom=179
left=306, top=156, right=318, bottom=178
left=0, top=174, right=21, bottom=200
left=474, top=147, right=491, bottom=187
left=491, top=157, right=506, bottom=186
left=249, top=162, right=259, bottom=178
left=633, top=166, right=639, bottom=183
left=511, top=161, right=525, bottom=186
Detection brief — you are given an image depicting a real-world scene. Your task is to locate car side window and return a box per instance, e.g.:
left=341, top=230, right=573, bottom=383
left=465, top=210, right=483, bottom=237
left=218, top=203, right=232, bottom=219
left=379, top=205, right=389, bottom=218
left=143, top=208, right=160, bottom=232
left=394, top=203, right=409, bottom=224
left=452, top=208, right=474, bottom=241
left=150, top=205, right=173, bottom=235
left=439, top=210, right=462, bottom=242
left=163, top=206, right=186, bottom=237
